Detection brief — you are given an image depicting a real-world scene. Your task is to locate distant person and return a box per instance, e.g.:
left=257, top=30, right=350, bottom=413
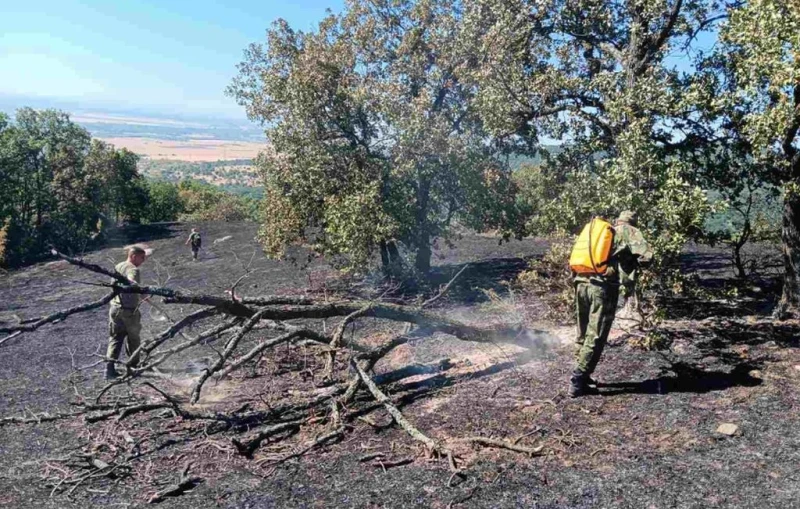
left=185, top=228, right=202, bottom=261
left=570, top=210, right=652, bottom=398
left=106, top=245, right=148, bottom=380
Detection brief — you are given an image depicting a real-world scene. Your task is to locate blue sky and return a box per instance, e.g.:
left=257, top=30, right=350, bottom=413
left=0, top=0, right=344, bottom=119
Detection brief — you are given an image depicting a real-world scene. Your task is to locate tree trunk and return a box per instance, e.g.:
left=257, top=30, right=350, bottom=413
left=379, top=240, right=390, bottom=269
left=415, top=231, right=431, bottom=274
left=732, top=220, right=751, bottom=279
left=414, top=177, right=432, bottom=274
left=380, top=240, right=403, bottom=275
left=775, top=191, right=800, bottom=318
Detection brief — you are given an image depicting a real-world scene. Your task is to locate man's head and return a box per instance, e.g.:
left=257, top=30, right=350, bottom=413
left=191, top=228, right=197, bottom=233
left=127, top=245, right=147, bottom=267
left=617, top=210, right=638, bottom=226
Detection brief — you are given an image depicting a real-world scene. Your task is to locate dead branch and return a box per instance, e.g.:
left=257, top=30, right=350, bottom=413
left=421, top=264, right=470, bottom=309
left=324, top=304, right=371, bottom=379
left=84, top=402, right=172, bottom=423
left=1, top=410, right=84, bottom=426
left=257, top=426, right=346, bottom=466
left=190, top=308, right=271, bottom=404
left=50, top=250, right=129, bottom=284
left=216, top=327, right=328, bottom=381
left=372, top=457, right=414, bottom=469
left=134, top=317, right=243, bottom=374
left=147, top=463, right=202, bottom=504
left=134, top=307, right=221, bottom=362
left=231, top=421, right=302, bottom=458
left=0, top=291, right=116, bottom=342
left=464, top=437, right=544, bottom=456
left=353, top=361, right=442, bottom=454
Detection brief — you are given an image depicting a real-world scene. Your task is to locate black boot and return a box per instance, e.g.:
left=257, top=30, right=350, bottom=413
left=105, top=362, right=119, bottom=380
left=569, top=369, right=598, bottom=398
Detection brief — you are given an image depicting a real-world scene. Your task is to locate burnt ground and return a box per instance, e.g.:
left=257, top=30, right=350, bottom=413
left=1, top=223, right=799, bottom=508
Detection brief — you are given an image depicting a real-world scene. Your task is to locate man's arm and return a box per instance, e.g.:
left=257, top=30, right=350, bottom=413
left=627, top=228, right=653, bottom=264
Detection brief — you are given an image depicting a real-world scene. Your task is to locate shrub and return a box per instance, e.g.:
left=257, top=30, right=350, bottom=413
left=514, top=234, right=575, bottom=322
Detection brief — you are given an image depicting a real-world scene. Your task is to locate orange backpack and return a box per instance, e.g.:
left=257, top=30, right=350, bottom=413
left=569, top=218, right=614, bottom=275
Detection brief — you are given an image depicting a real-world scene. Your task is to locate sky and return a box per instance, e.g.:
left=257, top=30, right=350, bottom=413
left=0, top=0, right=345, bottom=120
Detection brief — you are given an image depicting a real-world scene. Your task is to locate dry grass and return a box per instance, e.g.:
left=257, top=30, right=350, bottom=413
left=100, top=137, right=265, bottom=162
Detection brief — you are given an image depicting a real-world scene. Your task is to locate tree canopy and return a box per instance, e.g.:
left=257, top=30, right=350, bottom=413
left=230, top=0, right=522, bottom=273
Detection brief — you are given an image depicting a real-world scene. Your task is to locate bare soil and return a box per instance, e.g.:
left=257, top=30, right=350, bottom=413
left=1, top=223, right=798, bottom=508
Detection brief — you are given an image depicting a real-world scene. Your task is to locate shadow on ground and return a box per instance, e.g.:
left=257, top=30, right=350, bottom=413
left=599, top=361, right=763, bottom=396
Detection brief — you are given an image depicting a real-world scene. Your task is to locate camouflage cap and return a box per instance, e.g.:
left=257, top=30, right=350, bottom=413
left=617, top=210, right=638, bottom=224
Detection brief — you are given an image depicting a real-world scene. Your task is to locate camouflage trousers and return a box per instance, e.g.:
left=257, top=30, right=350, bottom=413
left=573, top=281, right=619, bottom=375
left=107, top=306, right=141, bottom=366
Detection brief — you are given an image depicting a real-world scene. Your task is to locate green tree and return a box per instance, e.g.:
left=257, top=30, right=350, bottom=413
left=84, top=140, right=148, bottom=224
left=144, top=180, right=184, bottom=222
left=717, top=0, right=800, bottom=316
left=229, top=0, right=521, bottom=273
left=462, top=0, right=729, bottom=263
left=0, top=109, right=151, bottom=265
left=0, top=108, right=95, bottom=261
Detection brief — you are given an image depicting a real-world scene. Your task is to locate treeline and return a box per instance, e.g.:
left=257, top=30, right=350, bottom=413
left=229, top=0, right=800, bottom=315
left=0, top=108, right=257, bottom=267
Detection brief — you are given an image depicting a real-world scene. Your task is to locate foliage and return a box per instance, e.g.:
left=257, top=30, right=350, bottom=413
left=0, top=108, right=126, bottom=265
left=0, top=218, right=9, bottom=266
left=229, top=0, right=523, bottom=273
left=704, top=185, right=781, bottom=277
left=463, top=0, right=726, bottom=271
left=144, top=180, right=184, bottom=223
left=176, top=180, right=258, bottom=222
left=137, top=159, right=263, bottom=196
left=0, top=108, right=259, bottom=267
left=514, top=234, right=575, bottom=322
left=715, top=0, right=800, bottom=313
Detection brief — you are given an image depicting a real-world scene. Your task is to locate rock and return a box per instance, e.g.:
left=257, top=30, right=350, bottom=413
left=716, top=423, right=738, bottom=436
left=794, top=365, right=800, bottom=372
left=748, top=370, right=762, bottom=379
left=213, top=235, right=233, bottom=245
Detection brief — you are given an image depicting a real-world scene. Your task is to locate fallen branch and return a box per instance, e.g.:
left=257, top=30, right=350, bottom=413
left=257, top=426, right=346, bottom=466
left=353, top=361, right=442, bottom=454
left=421, top=264, right=470, bottom=309
left=231, top=421, right=302, bottom=458
left=147, top=463, right=203, bottom=504
left=464, top=437, right=544, bottom=456
left=190, top=308, right=271, bottom=404
left=1, top=410, right=84, bottom=426
left=324, top=304, right=371, bottom=378
left=0, top=291, right=116, bottom=341
left=216, top=327, right=328, bottom=381
left=372, top=457, right=414, bottom=470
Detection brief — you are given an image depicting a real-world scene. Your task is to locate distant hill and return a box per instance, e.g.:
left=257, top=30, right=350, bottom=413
left=0, top=95, right=263, bottom=142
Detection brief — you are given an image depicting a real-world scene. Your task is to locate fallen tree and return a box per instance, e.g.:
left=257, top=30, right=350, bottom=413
left=0, top=250, right=546, bottom=497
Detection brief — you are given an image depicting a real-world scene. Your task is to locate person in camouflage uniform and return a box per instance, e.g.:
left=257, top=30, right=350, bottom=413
left=185, top=228, right=201, bottom=261
left=106, top=245, right=148, bottom=380
left=570, top=210, right=652, bottom=397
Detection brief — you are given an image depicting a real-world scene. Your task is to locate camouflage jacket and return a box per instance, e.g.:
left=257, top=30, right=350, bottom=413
left=111, top=261, right=141, bottom=310
left=575, top=221, right=652, bottom=288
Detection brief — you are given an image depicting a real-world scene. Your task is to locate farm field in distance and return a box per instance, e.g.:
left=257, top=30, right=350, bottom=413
left=99, top=136, right=264, bottom=162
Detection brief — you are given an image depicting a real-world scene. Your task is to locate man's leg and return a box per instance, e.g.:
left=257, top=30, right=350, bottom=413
left=583, top=284, right=620, bottom=376
left=574, top=282, right=590, bottom=361
left=192, top=248, right=198, bottom=260
left=122, top=310, right=142, bottom=369
left=106, top=307, right=126, bottom=379
left=571, top=283, right=618, bottom=397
